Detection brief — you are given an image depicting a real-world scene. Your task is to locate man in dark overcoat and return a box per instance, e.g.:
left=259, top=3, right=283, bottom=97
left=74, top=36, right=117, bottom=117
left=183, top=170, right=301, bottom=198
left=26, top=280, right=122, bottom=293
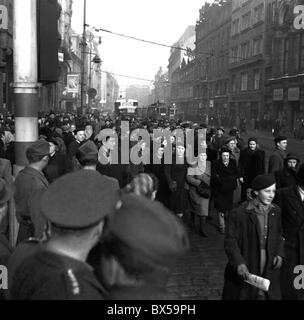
left=275, top=153, right=299, bottom=190
left=223, top=174, right=284, bottom=300
left=268, top=136, right=287, bottom=174
left=275, top=164, right=304, bottom=300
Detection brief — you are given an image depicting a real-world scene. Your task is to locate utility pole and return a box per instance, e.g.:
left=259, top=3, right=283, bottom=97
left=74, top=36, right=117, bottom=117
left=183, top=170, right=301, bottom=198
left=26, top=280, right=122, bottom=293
left=80, top=0, right=87, bottom=115
left=12, top=0, right=39, bottom=246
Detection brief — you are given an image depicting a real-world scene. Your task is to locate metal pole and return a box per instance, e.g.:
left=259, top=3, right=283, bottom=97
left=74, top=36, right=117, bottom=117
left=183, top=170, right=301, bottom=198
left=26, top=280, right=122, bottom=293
left=80, top=0, right=87, bottom=115
left=12, top=0, right=39, bottom=246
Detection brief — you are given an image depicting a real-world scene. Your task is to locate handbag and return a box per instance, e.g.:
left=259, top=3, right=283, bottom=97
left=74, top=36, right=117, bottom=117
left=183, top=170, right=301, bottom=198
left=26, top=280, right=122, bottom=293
left=196, top=180, right=211, bottom=199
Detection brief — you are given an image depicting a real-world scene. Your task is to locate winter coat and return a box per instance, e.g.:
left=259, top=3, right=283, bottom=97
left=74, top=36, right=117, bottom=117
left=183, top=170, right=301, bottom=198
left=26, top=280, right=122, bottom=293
left=211, top=159, right=239, bottom=212
left=275, top=167, right=297, bottom=190
left=275, top=186, right=304, bottom=299
left=239, top=148, right=265, bottom=189
left=268, top=149, right=286, bottom=174
left=223, top=202, right=284, bottom=300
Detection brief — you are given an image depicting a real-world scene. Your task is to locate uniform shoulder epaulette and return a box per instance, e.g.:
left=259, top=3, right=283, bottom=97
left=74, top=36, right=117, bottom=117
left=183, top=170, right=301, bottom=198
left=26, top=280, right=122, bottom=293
left=66, top=269, right=81, bottom=296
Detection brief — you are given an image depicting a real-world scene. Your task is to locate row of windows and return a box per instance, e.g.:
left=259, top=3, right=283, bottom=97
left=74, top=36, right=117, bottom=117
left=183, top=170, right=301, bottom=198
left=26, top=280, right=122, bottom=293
left=231, top=69, right=261, bottom=92
left=231, top=3, right=264, bottom=36
left=230, top=37, right=263, bottom=62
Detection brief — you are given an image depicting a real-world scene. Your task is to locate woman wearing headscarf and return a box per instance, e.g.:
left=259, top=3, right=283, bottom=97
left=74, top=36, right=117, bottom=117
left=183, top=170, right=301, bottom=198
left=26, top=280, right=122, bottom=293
left=187, top=152, right=211, bottom=237
left=239, top=138, right=265, bottom=202
left=211, top=147, right=239, bottom=234
left=223, top=174, right=284, bottom=300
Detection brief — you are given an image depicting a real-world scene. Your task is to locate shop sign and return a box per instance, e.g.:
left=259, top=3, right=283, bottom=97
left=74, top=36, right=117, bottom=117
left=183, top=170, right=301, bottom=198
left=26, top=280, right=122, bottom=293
left=273, top=88, right=284, bottom=101
left=288, top=87, right=300, bottom=101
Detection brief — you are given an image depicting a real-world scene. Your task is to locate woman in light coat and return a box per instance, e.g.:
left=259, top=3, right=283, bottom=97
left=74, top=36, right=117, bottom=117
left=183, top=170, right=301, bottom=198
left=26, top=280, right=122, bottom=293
left=187, top=152, right=211, bottom=237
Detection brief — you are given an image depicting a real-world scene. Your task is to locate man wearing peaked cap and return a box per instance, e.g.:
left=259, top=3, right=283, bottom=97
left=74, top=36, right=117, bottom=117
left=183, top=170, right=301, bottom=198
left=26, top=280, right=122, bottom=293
left=14, top=140, right=50, bottom=243
left=9, top=170, right=119, bottom=300
left=88, top=193, right=190, bottom=300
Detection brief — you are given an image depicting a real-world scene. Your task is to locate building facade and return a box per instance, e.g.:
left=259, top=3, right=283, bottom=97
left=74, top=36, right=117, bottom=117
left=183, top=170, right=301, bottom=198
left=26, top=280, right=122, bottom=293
left=264, top=0, right=304, bottom=133
left=228, top=0, right=266, bottom=129
left=195, top=0, right=232, bottom=122
left=0, top=0, right=13, bottom=114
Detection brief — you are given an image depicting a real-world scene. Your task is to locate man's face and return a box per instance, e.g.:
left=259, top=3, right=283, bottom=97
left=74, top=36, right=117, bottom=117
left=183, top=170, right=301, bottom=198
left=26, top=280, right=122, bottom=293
left=217, top=129, right=224, bottom=136
left=257, top=184, right=276, bottom=206
left=287, top=159, right=298, bottom=169
left=277, top=140, right=287, bottom=151
left=49, top=142, right=57, bottom=156
left=85, top=126, right=93, bottom=139
left=176, top=145, right=185, bottom=157
left=76, top=131, right=85, bottom=143
left=228, top=140, right=236, bottom=150
left=221, top=152, right=230, bottom=163
left=107, top=137, right=116, bottom=151
left=156, top=147, right=164, bottom=159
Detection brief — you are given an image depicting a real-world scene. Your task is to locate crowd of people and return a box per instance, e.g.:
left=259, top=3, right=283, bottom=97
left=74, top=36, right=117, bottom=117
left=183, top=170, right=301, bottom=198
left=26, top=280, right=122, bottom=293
left=0, top=110, right=303, bottom=300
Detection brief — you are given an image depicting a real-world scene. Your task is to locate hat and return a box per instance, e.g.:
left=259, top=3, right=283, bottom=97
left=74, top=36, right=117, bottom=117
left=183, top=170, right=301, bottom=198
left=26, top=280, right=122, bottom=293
left=225, top=136, right=236, bottom=144
left=108, top=194, right=189, bottom=266
left=27, top=140, right=50, bottom=158
left=219, top=147, right=231, bottom=155
left=78, top=140, right=98, bottom=156
left=252, top=174, right=276, bottom=191
left=296, top=164, right=304, bottom=186
left=74, top=126, right=85, bottom=134
left=0, top=178, right=12, bottom=204
left=41, top=170, right=118, bottom=229
left=285, top=153, right=300, bottom=162
left=274, top=136, right=287, bottom=144
left=248, top=137, right=258, bottom=144
left=229, top=128, right=239, bottom=136
left=217, top=127, right=225, bottom=133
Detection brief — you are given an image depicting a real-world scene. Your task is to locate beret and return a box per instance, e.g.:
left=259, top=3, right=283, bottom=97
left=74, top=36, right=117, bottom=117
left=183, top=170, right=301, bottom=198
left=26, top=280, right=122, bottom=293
left=74, top=126, right=85, bottom=134
left=108, top=194, right=189, bottom=266
left=217, top=127, right=225, bottom=132
left=252, top=174, right=276, bottom=191
left=296, top=164, right=304, bottom=186
left=274, top=136, right=287, bottom=144
left=41, top=170, right=118, bottom=229
left=27, top=140, right=50, bottom=157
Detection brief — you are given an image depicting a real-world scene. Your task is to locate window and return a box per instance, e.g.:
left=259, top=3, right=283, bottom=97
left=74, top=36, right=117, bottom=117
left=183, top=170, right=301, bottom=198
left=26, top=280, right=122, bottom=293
left=241, top=12, right=251, bottom=30
left=232, top=75, right=237, bottom=92
left=241, top=72, right=248, bottom=91
left=253, top=4, right=264, bottom=25
left=232, top=19, right=239, bottom=36
left=241, top=41, right=250, bottom=59
left=253, top=37, right=262, bottom=55
left=254, top=70, right=260, bottom=90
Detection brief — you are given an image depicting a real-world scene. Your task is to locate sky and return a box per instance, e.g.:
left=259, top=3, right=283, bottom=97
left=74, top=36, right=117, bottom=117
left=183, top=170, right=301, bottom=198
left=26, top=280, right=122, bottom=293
left=71, top=0, right=206, bottom=90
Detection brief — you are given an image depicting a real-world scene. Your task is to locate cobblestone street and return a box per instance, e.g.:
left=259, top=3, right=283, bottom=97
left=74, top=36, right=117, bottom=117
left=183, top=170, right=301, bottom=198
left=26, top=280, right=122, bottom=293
left=166, top=132, right=304, bottom=301
left=166, top=214, right=227, bottom=300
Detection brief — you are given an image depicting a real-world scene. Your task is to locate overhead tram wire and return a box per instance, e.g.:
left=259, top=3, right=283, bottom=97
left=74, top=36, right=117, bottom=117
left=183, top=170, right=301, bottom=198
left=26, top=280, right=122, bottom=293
left=89, top=25, right=261, bottom=62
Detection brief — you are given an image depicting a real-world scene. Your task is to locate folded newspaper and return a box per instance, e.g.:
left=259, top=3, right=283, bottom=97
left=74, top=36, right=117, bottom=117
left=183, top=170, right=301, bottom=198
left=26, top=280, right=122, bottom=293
left=245, top=273, right=270, bottom=292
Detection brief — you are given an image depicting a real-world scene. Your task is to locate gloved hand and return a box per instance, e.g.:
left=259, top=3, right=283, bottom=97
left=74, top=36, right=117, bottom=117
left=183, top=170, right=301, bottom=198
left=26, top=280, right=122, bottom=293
left=237, top=264, right=249, bottom=280
left=273, top=256, right=283, bottom=269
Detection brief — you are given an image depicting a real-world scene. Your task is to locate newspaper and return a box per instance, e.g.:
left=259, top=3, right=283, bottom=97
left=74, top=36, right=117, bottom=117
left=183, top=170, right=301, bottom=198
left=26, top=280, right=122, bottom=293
left=245, top=273, right=270, bottom=292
